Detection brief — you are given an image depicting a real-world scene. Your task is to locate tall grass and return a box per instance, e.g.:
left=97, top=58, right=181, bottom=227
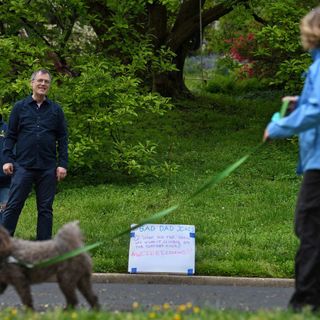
left=15, top=86, right=299, bottom=278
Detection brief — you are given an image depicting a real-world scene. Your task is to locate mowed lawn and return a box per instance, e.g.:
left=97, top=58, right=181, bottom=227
left=15, top=91, right=300, bottom=278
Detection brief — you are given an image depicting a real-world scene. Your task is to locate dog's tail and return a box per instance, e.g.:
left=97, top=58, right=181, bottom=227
left=55, top=221, right=84, bottom=250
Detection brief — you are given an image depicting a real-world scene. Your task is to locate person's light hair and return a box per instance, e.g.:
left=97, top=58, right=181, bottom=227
left=300, top=7, right=320, bottom=50
left=31, top=69, right=52, bottom=82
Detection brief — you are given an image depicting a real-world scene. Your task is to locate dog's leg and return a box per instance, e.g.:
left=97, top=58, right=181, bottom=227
left=0, top=282, right=7, bottom=294
left=13, top=280, right=34, bottom=310
left=57, top=275, right=78, bottom=309
left=77, top=275, right=100, bottom=310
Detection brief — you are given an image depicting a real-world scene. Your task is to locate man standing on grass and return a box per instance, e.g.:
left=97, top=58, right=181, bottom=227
left=1, top=69, right=68, bottom=240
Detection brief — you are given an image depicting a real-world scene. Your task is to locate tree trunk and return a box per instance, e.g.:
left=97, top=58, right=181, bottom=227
left=85, top=0, right=248, bottom=97
left=151, top=0, right=246, bottom=97
left=153, top=46, right=191, bottom=98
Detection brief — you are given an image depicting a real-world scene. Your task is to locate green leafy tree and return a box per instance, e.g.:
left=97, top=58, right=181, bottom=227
left=2, top=0, right=250, bottom=97
left=0, top=0, right=173, bottom=177
left=206, top=0, right=319, bottom=92
left=0, top=0, right=257, bottom=176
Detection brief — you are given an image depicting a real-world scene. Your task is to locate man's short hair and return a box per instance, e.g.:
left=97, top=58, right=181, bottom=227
left=31, top=69, right=52, bottom=82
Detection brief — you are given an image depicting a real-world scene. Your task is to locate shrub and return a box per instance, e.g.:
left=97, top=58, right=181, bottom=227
left=206, top=74, right=267, bottom=95
left=206, top=74, right=236, bottom=94
left=111, top=140, right=179, bottom=178
left=0, top=38, right=173, bottom=177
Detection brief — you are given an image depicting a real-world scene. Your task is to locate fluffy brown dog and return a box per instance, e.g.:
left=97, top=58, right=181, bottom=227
left=0, top=221, right=100, bottom=310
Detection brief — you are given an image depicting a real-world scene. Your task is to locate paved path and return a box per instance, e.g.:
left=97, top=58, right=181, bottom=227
left=0, top=274, right=295, bottom=312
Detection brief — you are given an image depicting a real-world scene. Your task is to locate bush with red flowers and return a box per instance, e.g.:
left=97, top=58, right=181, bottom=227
left=224, top=33, right=256, bottom=78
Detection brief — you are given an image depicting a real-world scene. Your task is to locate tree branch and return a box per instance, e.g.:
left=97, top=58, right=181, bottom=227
left=20, top=17, right=52, bottom=47
left=243, top=2, right=267, bottom=25
left=251, top=12, right=267, bottom=25
left=61, top=9, right=78, bottom=50
left=85, top=0, right=113, bottom=37
left=167, top=1, right=246, bottom=52
left=148, top=1, right=168, bottom=48
left=47, top=0, right=66, bottom=31
left=172, top=0, right=205, bottom=33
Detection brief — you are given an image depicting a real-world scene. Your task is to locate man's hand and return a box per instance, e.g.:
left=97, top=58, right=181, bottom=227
left=56, top=167, right=67, bottom=181
left=3, top=163, right=13, bottom=175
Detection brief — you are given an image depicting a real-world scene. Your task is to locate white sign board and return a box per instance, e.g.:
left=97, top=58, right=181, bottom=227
left=128, top=224, right=195, bottom=274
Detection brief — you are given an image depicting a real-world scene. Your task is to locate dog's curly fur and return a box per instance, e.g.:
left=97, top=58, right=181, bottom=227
left=0, top=221, right=100, bottom=310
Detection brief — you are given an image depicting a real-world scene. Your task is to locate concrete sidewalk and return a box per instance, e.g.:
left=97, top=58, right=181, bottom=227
left=90, top=273, right=294, bottom=287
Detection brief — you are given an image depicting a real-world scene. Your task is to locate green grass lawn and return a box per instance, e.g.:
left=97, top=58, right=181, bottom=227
left=14, top=89, right=300, bottom=278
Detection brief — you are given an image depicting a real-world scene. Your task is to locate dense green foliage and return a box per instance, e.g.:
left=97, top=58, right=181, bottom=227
left=0, top=1, right=174, bottom=175
left=2, top=0, right=318, bottom=175
left=205, top=1, right=318, bottom=92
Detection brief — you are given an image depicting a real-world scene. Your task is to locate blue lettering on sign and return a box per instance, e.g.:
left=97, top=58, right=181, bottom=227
left=177, top=225, right=194, bottom=232
left=139, top=225, right=156, bottom=232
left=160, top=225, right=174, bottom=232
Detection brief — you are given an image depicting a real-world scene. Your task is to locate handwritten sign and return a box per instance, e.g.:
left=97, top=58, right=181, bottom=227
left=128, top=224, right=195, bottom=274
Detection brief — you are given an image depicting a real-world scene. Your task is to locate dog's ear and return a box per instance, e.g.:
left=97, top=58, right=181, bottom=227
left=0, top=226, right=12, bottom=257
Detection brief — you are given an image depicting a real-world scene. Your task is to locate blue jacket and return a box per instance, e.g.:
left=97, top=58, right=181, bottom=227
left=267, top=48, right=320, bottom=174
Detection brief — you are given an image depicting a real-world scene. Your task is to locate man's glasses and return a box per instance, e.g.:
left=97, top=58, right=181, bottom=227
left=34, top=79, right=51, bottom=85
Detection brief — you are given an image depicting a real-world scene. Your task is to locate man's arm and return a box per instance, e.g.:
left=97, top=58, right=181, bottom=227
left=56, top=106, right=68, bottom=180
left=3, top=103, right=20, bottom=174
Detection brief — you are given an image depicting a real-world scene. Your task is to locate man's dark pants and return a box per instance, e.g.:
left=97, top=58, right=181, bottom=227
left=289, top=170, right=320, bottom=310
left=2, top=164, right=56, bottom=240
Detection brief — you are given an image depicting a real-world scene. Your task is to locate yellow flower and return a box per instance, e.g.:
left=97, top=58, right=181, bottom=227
left=193, top=306, right=200, bottom=314
left=132, top=301, right=140, bottom=309
left=11, top=309, right=18, bottom=316
left=71, top=311, right=78, bottom=319
left=186, top=302, right=193, bottom=309
left=152, top=305, right=161, bottom=311
left=163, top=302, right=171, bottom=310
left=148, top=311, right=157, bottom=319
left=173, top=314, right=181, bottom=320
left=178, top=304, right=187, bottom=312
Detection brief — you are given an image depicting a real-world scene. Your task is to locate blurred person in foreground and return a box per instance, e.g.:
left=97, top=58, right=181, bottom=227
left=264, top=7, right=320, bottom=312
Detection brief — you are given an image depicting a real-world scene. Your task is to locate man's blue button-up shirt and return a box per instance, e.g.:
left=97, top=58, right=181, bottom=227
left=3, top=95, right=68, bottom=170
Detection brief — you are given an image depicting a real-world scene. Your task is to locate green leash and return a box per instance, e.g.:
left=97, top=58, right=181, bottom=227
left=33, top=242, right=103, bottom=268
left=280, top=100, right=290, bottom=118
left=16, top=101, right=290, bottom=269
